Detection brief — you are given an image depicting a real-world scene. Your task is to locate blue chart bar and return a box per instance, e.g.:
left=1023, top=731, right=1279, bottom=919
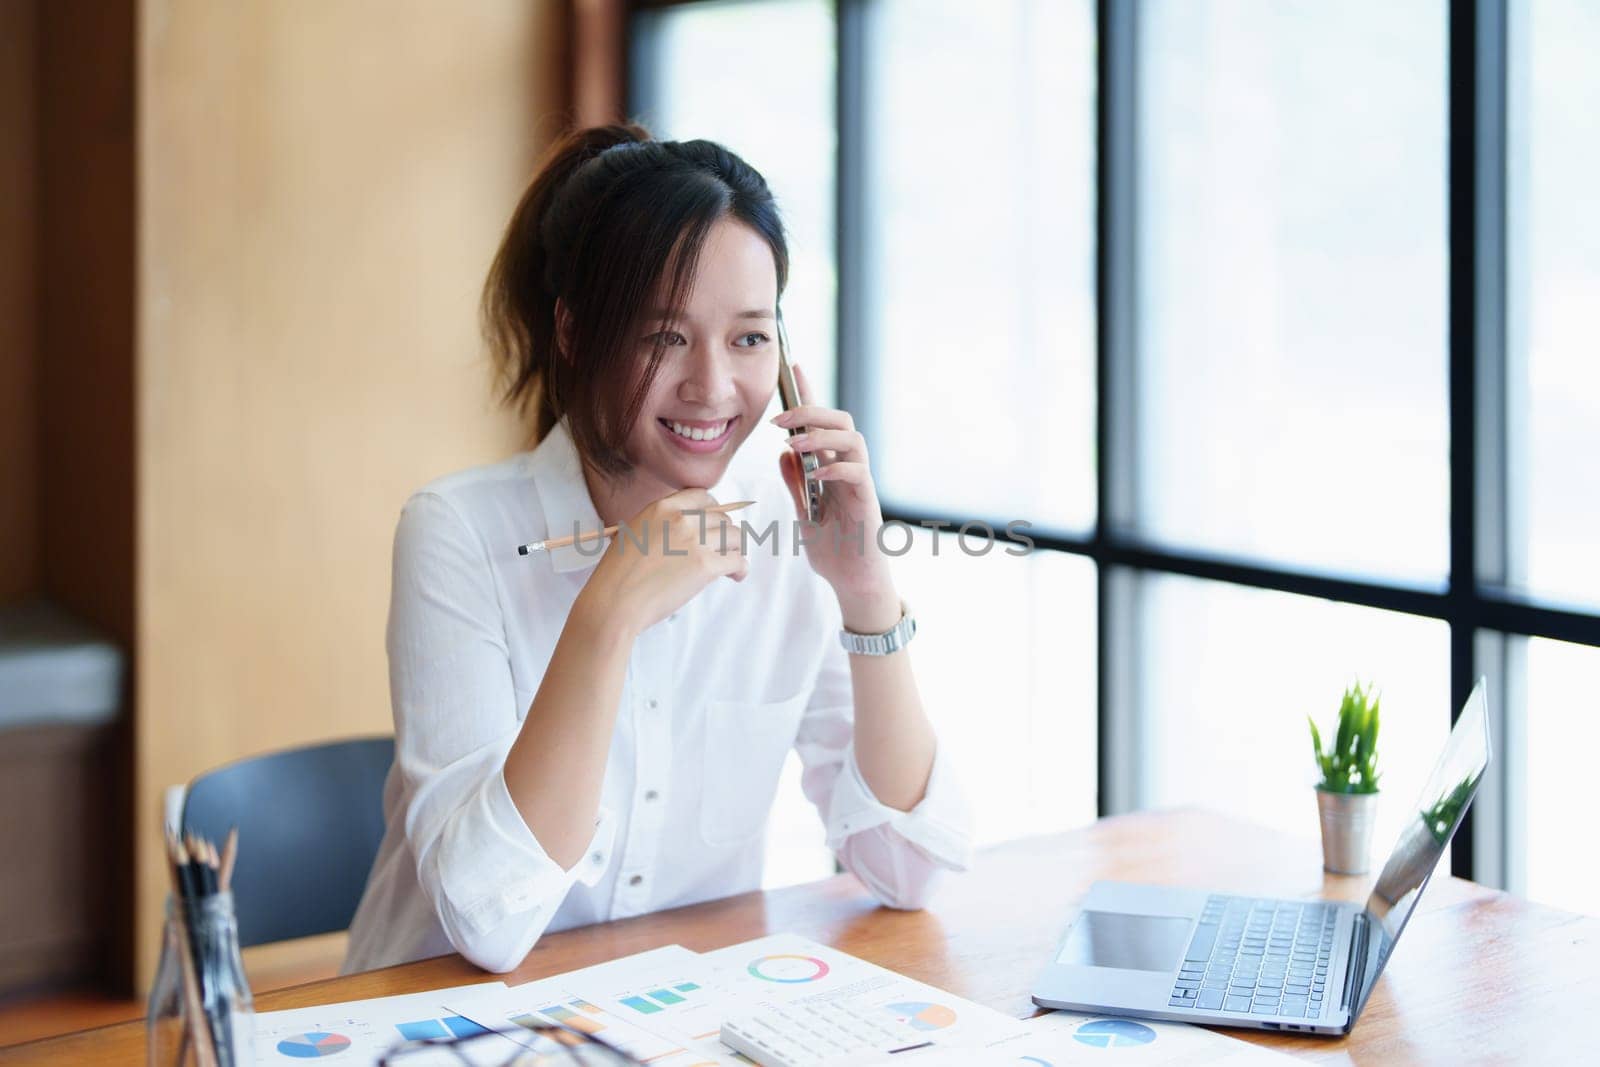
left=648, top=988, right=685, bottom=1005
left=675, top=983, right=700, bottom=992
left=620, top=995, right=663, bottom=1014
left=396, top=1016, right=488, bottom=1041
left=396, top=1019, right=449, bottom=1041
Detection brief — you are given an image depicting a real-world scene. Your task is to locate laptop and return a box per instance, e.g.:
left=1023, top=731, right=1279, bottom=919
left=1033, top=678, right=1493, bottom=1036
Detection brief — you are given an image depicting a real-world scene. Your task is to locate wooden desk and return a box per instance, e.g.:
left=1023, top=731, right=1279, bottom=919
left=10, top=809, right=1595, bottom=1065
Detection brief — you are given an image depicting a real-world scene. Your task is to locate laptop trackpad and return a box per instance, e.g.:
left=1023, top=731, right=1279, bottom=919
left=1055, top=911, right=1194, bottom=972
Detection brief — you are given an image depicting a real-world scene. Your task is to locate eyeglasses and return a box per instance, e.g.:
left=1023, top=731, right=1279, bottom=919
left=378, top=1019, right=643, bottom=1066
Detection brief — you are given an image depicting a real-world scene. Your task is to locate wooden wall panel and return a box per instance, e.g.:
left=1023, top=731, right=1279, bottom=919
left=34, top=0, right=139, bottom=992
left=37, top=0, right=138, bottom=649
left=571, top=0, right=628, bottom=127
left=0, top=0, right=38, bottom=604
left=134, top=0, right=567, bottom=985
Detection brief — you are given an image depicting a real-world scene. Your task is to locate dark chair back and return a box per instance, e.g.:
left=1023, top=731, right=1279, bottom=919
left=181, top=736, right=394, bottom=948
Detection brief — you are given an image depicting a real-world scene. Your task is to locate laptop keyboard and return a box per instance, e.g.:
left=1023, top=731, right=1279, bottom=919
left=1168, top=895, right=1337, bottom=1019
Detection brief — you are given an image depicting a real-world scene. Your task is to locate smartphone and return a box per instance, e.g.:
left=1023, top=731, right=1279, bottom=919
left=775, top=312, right=826, bottom=523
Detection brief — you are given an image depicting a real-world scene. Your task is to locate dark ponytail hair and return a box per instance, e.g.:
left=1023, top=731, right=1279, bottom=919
left=482, top=122, right=790, bottom=477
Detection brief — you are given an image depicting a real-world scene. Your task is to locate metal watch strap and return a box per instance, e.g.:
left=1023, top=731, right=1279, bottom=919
left=838, top=600, right=917, bottom=656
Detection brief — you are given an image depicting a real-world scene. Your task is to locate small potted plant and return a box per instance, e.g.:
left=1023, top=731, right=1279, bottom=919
left=1308, top=681, right=1382, bottom=874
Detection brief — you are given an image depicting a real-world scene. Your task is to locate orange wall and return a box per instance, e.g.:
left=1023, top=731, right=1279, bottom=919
left=133, top=0, right=566, bottom=984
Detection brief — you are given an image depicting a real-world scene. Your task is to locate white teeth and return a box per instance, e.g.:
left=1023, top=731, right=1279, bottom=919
left=668, top=419, right=731, bottom=442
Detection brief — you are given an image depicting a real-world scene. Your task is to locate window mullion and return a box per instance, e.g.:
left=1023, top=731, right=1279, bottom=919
left=1449, top=0, right=1509, bottom=882
left=1096, top=0, right=1140, bottom=815
left=834, top=0, right=869, bottom=431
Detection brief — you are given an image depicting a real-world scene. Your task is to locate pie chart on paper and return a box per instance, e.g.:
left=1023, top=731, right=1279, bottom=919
left=275, top=1031, right=353, bottom=1058
left=747, top=954, right=830, bottom=983
left=1071, top=1019, right=1157, bottom=1048
left=885, top=1001, right=958, bottom=1032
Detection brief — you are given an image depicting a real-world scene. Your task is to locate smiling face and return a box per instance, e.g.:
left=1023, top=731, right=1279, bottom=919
left=605, top=215, right=781, bottom=509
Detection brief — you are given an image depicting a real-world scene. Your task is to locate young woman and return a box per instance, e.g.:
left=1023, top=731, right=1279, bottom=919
left=344, top=124, right=972, bottom=975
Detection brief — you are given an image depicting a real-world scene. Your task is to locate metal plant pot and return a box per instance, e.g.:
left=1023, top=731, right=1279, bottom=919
left=1316, top=788, right=1379, bottom=875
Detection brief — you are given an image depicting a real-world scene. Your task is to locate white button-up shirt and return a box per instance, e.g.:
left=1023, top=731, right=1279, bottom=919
left=343, top=418, right=973, bottom=975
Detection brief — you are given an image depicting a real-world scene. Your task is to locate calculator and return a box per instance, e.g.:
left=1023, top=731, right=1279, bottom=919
left=720, top=999, right=937, bottom=1066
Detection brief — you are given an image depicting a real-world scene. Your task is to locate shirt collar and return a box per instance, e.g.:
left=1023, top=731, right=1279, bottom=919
left=529, top=417, right=606, bottom=574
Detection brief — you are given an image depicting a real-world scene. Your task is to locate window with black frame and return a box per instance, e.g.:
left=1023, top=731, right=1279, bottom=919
left=849, top=0, right=1101, bottom=851
left=628, top=0, right=1600, bottom=917
left=1502, top=0, right=1600, bottom=916
left=1127, top=0, right=1452, bottom=866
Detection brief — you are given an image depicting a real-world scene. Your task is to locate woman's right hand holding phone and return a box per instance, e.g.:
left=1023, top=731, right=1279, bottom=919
left=578, top=488, right=749, bottom=638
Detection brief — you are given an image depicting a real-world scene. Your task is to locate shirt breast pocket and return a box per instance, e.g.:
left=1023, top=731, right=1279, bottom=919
left=698, top=690, right=810, bottom=848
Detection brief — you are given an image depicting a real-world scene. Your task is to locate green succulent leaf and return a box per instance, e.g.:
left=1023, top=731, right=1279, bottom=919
left=1311, top=680, right=1383, bottom=794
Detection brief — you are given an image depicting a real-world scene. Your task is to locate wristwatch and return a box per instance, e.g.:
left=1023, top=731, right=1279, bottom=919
left=839, top=600, right=918, bottom=656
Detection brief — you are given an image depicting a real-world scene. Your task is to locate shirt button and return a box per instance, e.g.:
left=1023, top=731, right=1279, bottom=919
left=644, top=789, right=659, bottom=802
left=629, top=874, right=644, bottom=887
left=590, top=852, right=605, bottom=865
left=648, top=698, right=659, bottom=709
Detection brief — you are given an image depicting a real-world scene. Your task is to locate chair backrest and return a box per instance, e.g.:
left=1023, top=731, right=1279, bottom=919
left=180, top=736, right=394, bottom=948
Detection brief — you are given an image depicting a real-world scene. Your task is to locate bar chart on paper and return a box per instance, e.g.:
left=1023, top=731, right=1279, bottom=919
left=392, top=1013, right=493, bottom=1042
left=490, top=992, right=728, bottom=1066
left=466, top=946, right=735, bottom=1066
left=495, top=996, right=698, bottom=1065
left=584, top=974, right=724, bottom=1051
left=525, top=997, right=609, bottom=1033
left=618, top=982, right=708, bottom=1015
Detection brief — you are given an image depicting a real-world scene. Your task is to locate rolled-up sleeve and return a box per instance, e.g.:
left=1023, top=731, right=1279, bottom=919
left=388, top=491, right=607, bottom=973
left=793, top=608, right=974, bottom=911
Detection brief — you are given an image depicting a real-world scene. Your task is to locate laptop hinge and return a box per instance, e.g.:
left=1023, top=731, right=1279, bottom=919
left=1340, top=913, right=1366, bottom=1012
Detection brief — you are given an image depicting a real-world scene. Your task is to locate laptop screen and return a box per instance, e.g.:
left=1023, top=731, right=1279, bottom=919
left=1348, top=678, right=1493, bottom=1017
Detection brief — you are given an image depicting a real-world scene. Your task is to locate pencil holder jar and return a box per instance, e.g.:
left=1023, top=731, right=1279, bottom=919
left=148, top=891, right=255, bottom=1067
